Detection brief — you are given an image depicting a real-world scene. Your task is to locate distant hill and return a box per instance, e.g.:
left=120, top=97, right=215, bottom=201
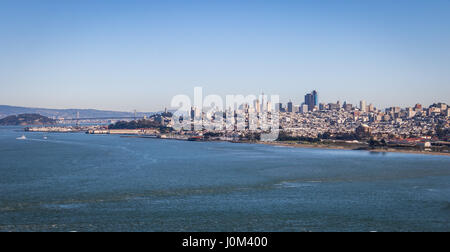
left=0, top=105, right=156, bottom=119
left=0, top=114, right=57, bottom=126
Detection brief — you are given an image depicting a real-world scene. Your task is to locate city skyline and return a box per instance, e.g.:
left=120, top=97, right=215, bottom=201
left=1, top=0, right=450, bottom=111
left=1, top=0, right=450, bottom=235
left=0, top=88, right=448, bottom=114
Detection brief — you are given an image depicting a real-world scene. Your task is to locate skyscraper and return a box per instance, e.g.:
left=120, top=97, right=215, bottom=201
left=255, top=99, right=261, bottom=114
left=360, top=100, right=367, bottom=112
left=287, top=101, right=293, bottom=113
left=312, top=90, right=318, bottom=107
left=267, top=101, right=272, bottom=113
left=304, top=90, right=318, bottom=111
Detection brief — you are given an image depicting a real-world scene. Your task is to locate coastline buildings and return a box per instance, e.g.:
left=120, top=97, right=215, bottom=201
left=181, top=88, right=449, bottom=144
left=24, top=88, right=450, bottom=149
left=269, top=97, right=449, bottom=143
left=174, top=89, right=449, bottom=144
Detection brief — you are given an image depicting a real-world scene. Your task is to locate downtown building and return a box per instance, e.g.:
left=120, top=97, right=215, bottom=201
left=304, top=90, right=318, bottom=111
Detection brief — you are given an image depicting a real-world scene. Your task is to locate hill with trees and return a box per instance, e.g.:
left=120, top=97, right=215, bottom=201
left=0, top=114, right=56, bottom=126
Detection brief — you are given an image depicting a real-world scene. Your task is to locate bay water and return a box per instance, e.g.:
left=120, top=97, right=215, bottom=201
left=0, top=126, right=449, bottom=231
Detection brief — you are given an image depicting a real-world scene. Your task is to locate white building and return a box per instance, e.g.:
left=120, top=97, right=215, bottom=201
left=301, top=104, right=309, bottom=113
left=360, top=100, right=367, bottom=113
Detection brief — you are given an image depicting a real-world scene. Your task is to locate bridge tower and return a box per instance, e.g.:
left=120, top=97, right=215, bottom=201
left=76, top=111, right=80, bottom=127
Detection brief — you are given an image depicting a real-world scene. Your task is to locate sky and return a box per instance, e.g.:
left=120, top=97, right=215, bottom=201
left=0, top=0, right=449, bottom=112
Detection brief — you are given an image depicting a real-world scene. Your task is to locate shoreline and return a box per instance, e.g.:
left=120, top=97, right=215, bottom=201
left=248, top=141, right=450, bottom=157
left=18, top=127, right=450, bottom=157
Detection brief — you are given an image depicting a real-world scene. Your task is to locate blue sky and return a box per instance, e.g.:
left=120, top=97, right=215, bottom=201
left=0, top=0, right=449, bottom=112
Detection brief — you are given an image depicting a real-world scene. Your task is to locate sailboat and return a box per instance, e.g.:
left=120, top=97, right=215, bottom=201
left=16, top=135, right=27, bottom=140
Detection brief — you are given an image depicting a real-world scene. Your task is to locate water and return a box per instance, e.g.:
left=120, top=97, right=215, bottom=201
left=0, top=126, right=449, bottom=232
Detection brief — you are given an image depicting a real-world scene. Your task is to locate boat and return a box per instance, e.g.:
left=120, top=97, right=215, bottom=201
left=16, top=135, right=27, bottom=140
left=188, top=136, right=204, bottom=141
left=43, top=136, right=48, bottom=140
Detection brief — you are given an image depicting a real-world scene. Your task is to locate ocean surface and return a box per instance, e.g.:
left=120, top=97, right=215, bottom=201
left=0, top=126, right=449, bottom=232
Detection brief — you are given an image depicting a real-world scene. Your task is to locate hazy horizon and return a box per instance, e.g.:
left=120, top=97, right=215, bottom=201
left=1, top=0, right=449, bottom=111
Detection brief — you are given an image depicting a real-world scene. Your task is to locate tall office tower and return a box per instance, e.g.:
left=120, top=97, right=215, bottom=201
left=304, top=93, right=312, bottom=110
left=287, top=101, right=293, bottom=113
left=312, top=90, right=318, bottom=106
left=255, top=99, right=261, bottom=114
left=267, top=101, right=272, bottom=113
left=360, top=100, right=367, bottom=112
left=368, top=104, right=374, bottom=112
left=261, top=93, right=266, bottom=112
left=304, top=90, right=319, bottom=111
